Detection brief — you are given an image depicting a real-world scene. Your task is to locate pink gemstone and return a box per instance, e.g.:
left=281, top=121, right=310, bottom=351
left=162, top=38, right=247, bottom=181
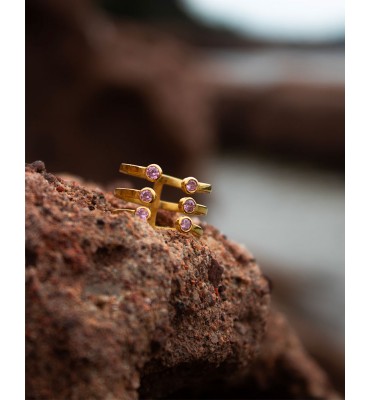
left=180, top=217, right=192, bottom=232
left=146, top=165, right=161, bottom=181
left=139, top=189, right=153, bottom=203
left=183, top=198, right=196, bottom=213
left=135, top=207, right=149, bottom=220
left=186, top=179, right=198, bottom=193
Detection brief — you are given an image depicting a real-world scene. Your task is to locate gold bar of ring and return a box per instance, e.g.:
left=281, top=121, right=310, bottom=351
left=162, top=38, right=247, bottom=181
left=161, top=175, right=212, bottom=195
left=112, top=206, right=151, bottom=221
left=159, top=198, right=208, bottom=216
left=111, top=208, right=135, bottom=215
left=119, top=163, right=163, bottom=182
left=114, top=187, right=156, bottom=204
left=175, top=216, right=203, bottom=237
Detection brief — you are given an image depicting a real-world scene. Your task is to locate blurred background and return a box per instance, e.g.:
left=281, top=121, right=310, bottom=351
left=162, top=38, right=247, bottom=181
left=26, top=0, right=344, bottom=394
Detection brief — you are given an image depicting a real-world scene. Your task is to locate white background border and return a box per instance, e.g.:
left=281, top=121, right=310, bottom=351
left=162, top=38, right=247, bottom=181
left=1, top=0, right=365, bottom=398
left=0, top=0, right=25, bottom=398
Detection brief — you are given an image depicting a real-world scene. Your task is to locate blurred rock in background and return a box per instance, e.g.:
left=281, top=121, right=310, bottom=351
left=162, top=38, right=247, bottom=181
left=26, top=0, right=214, bottom=182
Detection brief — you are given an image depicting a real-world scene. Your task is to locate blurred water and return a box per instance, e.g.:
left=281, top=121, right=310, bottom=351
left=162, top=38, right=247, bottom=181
left=198, top=49, right=344, bottom=86
left=206, top=155, right=344, bottom=337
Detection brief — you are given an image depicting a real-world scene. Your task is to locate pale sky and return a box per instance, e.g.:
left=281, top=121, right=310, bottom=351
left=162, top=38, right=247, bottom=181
left=181, top=0, right=344, bottom=42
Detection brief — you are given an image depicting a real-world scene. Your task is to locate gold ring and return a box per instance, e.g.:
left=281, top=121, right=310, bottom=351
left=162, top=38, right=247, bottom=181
left=113, top=163, right=211, bottom=237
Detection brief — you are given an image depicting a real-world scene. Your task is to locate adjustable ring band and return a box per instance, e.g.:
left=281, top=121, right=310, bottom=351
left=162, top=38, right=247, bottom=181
left=113, top=208, right=202, bottom=237
left=115, top=191, right=207, bottom=216
left=119, top=163, right=211, bottom=194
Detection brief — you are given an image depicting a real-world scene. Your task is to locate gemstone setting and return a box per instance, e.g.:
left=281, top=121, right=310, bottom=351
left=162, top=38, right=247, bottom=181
left=145, top=164, right=162, bottom=181
left=139, top=188, right=154, bottom=203
left=183, top=198, right=196, bottom=214
left=184, top=178, right=198, bottom=194
left=180, top=217, right=192, bottom=232
left=135, top=207, right=150, bottom=220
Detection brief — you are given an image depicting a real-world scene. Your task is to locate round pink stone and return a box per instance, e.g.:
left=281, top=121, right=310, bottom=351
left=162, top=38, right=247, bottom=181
left=139, top=189, right=153, bottom=203
left=146, top=165, right=161, bottom=181
left=183, top=198, right=196, bottom=213
left=180, top=217, right=192, bottom=232
left=135, top=207, right=150, bottom=220
left=185, top=179, right=198, bottom=193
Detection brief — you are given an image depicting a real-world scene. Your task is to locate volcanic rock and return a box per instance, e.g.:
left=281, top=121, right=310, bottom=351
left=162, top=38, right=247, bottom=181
left=25, top=162, right=339, bottom=399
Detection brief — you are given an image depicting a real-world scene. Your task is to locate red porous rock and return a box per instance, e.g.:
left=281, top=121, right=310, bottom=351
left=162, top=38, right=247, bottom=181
left=25, top=161, right=339, bottom=399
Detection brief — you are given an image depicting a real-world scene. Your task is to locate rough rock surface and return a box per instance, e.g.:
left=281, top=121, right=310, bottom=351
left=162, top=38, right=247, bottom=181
left=25, top=162, right=338, bottom=399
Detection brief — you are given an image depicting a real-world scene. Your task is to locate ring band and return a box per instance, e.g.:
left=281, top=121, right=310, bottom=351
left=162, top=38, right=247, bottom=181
left=159, top=198, right=208, bottom=216
left=119, top=163, right=212, bottom=194
left=115, top=191, right=207, bottom=216
left=175, top=216, right=203, bottom=237
left=114, top=187, right=156, bottom=204
left=112, top=206, right=151, bottom=221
